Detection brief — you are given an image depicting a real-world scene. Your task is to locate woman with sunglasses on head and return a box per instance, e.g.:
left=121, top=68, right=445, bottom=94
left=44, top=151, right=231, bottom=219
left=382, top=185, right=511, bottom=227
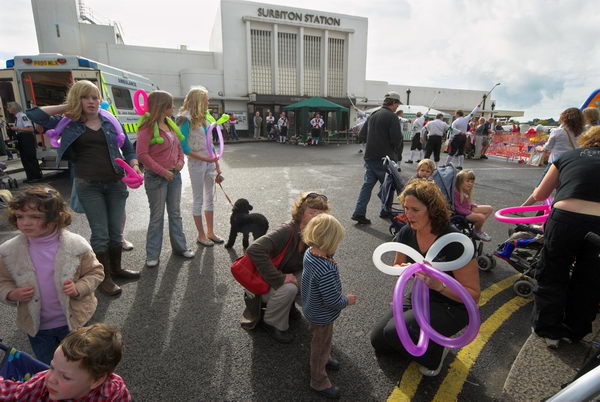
left=25, top=80, right=141, bottom=297
left=242, top=192, right=330, bottom=343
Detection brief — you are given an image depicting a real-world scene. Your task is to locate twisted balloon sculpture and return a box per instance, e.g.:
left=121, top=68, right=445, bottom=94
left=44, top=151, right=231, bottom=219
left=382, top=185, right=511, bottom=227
left=372, top=233, right=480, bottom=356
left=494, top=197, right=553, bottom=225
left=205, top=112, right=229, bottom=159
left=114, top=158, right=143, bottom=189
left=133, top=89, right=184, bottom=145
left=46, top=103, right=125, bottom=148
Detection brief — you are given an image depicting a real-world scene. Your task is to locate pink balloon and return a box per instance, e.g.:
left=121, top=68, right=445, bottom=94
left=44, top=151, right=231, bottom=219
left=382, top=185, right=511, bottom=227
left=495, top=203, right=551, bottom=225
left=205, top=123, right=224, bottom=159
left=133, top=90, right=148, bottom=116
left=114, top=158, right=143, bottom=189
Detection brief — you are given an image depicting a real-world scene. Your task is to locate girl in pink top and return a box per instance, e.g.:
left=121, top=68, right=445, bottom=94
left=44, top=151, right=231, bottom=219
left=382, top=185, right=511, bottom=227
left=453, top=169, right=493, bottom=242
left=136, top=91, right=195, bottom=267
left=0, top=186, right=103, bottom=364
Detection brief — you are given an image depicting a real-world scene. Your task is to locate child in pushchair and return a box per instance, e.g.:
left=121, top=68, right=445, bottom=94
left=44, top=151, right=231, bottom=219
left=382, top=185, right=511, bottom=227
left=494, top=223, right=543, bottom=297
left=431, top=163, right=496, bottom=270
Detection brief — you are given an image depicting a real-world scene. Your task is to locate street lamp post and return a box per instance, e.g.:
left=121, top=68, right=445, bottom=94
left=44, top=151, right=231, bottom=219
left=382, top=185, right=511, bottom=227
left=406, top=89, right=411, bottom=106
left=491, top=101, right=496, bottom=118
left=482, top=94, right=487, bottom=117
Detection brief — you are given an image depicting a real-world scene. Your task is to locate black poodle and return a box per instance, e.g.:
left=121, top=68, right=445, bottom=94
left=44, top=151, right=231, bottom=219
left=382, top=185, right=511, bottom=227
left=224, top=198, right=269, bottom=250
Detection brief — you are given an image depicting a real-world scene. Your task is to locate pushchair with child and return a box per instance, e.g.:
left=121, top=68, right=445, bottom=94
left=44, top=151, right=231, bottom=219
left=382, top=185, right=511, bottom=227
left=493, top=223, right=544, bottom=297
left=0, top=339, right=48, bottom=382
left=377, top=156, right=408, bottom=236
left=432, top=163, right=496, bottom=270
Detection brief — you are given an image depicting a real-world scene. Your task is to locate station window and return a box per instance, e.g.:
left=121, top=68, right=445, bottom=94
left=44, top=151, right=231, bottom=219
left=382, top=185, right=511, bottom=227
left=111, top=86, right=133, bottom=109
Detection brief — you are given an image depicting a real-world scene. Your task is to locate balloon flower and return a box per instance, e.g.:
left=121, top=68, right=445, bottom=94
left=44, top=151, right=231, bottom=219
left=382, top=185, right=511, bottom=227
left=494, top=197, right=553, bottom=225
left=372, top=233, right=480, bottom=357
left=205, top=112, right=229, bottom=159
left=114, top=158, right=143, bottom=189
left=46, top=108, right=125, bottom=148
left=133, top=89, right=184, bottom=145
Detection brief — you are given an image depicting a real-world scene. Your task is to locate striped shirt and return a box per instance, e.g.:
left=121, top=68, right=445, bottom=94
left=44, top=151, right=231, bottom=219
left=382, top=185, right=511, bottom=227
left=301, top=248, right=348, bottom=325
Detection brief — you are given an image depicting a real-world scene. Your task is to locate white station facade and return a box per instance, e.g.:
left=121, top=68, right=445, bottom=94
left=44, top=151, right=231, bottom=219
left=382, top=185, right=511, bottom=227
left=30, top=0, right=522, bottom=133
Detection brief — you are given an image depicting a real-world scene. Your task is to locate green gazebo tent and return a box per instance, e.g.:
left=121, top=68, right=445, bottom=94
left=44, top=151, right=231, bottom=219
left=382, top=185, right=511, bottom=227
left=283, top=97, right=349, bottom=139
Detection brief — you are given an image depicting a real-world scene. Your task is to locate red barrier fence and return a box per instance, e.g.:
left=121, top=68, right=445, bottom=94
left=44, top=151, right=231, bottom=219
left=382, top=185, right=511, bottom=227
left=486, top=131, right=541, bottom=163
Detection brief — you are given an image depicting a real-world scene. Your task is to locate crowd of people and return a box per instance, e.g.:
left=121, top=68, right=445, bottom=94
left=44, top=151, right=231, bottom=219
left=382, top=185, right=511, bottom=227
left=0, top=85, right=599, bottom=400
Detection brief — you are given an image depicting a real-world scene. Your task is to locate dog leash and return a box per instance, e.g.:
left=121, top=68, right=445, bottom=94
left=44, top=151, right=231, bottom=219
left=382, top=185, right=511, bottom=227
left=217, top=182, right=234, bottom=206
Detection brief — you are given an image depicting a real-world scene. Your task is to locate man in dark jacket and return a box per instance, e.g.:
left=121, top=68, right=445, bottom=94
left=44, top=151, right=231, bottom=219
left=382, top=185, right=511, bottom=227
left=351, top=92, right=403, bottom=224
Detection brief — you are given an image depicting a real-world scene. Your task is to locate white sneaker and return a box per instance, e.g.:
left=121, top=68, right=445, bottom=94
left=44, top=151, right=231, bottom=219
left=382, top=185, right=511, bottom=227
left=182, top=250, right=195, bottom=258
left=146, top=259, right=159, bottom=267
left=475, top=230, right=492, bottom=242
left=419, top=348, right=450, bottom=377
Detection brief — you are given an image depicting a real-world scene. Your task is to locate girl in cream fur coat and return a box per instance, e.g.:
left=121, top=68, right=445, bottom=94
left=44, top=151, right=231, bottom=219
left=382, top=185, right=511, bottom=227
left=0, top=186, right=104, bottom=364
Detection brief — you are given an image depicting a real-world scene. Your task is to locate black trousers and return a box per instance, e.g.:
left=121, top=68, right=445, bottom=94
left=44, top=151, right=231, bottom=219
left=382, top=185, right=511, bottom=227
left=370, top=301, right=468, bottom=369
left=410, top=134, right=422, bottom=151
left=532, top=208, right=600, bottom=340
left=424, top=135, right=442, bottom=162
left=17, top=132, right=42, bottom=180
left=449, top=135, right=466, bottom=156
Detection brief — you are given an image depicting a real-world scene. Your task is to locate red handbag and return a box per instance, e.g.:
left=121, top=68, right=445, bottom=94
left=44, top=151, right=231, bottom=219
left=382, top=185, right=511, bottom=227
left=231, top=236, right=293, bottom=295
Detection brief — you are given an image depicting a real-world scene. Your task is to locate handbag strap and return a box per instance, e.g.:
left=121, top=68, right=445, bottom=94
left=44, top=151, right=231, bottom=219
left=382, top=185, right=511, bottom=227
left=271, top=225, right=296, bottom=267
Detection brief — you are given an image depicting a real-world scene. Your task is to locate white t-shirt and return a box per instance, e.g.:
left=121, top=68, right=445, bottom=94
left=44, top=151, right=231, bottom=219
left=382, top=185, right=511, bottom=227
left=310, top=118, right=324, bottom=129
left=544, top=126, right=578, bottom=163
left=266, top=115, right=275, bottom=125
left=425, top=119, right=449, bottom=137
left=15, top=112, right=33, bottom=129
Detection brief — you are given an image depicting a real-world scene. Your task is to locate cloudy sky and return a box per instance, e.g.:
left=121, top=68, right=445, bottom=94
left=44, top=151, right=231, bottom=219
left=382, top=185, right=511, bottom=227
left=2, top=0, right=599, bottom=120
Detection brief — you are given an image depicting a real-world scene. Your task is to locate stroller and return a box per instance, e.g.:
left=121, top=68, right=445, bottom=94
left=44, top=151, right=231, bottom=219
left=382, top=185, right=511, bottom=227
left=0, top=339, right=48, bottom=382
left=432, top=163, right=495, bottom=270
left=0, top=161, right=18, bottom=190
left=377, top=156, right=408, bottom=236
left=493, top=223, right=543, bottom=297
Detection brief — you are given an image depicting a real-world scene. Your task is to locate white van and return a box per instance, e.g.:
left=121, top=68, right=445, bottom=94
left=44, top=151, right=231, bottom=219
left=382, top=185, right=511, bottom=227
left=0, top=54, right=157, bottom=169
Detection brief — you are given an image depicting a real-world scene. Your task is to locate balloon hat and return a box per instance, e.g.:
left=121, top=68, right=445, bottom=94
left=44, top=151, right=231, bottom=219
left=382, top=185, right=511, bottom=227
left=133, top=89, right=184, bottom=145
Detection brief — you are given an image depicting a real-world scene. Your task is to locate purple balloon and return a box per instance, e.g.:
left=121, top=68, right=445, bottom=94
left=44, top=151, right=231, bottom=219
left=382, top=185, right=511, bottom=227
left=412, top=264, right=481, bottom=347
left=46, top=117, right=72, bottom=148
left=391, top=262, right=481, bottom=357
left=99, top=109, right=125, bottom=148
left=205, top=123, right=224, bottom=159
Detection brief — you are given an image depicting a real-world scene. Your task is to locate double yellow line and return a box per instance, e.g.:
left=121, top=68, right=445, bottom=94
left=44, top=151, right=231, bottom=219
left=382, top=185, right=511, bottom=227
left=387, top=274, right=531, bottom=402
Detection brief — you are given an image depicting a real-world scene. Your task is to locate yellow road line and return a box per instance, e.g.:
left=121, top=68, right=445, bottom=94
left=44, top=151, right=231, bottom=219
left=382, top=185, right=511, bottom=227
left=432, top=296, right=532, bottom=402
left=478, top=274, right=521, bottom=306
left=387, top=274, right=520, bottom=402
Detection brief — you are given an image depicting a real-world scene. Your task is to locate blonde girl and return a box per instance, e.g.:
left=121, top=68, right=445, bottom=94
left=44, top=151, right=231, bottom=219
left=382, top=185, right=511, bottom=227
left=137, top=90, right=194, bottom=267
left=301, top=214, right=356, bottom=398
left=454, top=170, right=493, bottom=241
left=415, top=159, right=435, bottom=180
left=25, top=80, right=141, bottom=296
left=177, top=87, right=224, bottom=247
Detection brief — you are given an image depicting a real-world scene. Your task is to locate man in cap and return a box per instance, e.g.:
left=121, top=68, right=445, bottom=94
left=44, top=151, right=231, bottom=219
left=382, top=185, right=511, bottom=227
left=351, top=91, right=403, bottom=225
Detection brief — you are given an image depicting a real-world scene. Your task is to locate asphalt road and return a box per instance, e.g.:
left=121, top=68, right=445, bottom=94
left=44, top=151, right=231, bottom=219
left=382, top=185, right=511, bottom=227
left=0, top=142, right=545, bottom=401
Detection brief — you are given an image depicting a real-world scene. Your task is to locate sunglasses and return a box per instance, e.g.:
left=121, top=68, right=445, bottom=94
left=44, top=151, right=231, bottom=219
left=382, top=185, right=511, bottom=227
left=303, top=193, right=328, bottom=202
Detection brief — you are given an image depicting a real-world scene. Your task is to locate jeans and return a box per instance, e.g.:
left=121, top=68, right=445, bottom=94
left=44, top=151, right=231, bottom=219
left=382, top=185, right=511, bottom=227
left=144, top=170, right=188, bottom=260
left=229, top=125, right=239, bottom=140
left=75, top=178, right=128, bottom=253
left=28, top=325, right=70, bottom=364
left=352, top=159, right=387, bottom=217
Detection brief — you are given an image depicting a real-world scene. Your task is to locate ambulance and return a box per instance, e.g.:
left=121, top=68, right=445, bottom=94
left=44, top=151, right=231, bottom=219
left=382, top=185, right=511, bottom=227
left=0, top=54, right=157, bottom=169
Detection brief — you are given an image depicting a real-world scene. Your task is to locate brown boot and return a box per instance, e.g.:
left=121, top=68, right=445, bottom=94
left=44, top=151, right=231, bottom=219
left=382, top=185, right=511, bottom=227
left=96, top=251, right=122, bottom=296
left=109, top=245, right=141, bottom=279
